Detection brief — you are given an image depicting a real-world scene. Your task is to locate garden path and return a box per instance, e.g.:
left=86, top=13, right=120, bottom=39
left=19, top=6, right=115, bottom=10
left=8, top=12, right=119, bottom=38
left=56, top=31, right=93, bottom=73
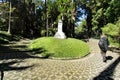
left=0, top=38, right=120, bottom=80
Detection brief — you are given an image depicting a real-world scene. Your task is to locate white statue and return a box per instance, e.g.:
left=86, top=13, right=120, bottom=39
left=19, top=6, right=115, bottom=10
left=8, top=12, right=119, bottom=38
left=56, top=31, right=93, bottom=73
left=54, top=19, right=66, bottom=39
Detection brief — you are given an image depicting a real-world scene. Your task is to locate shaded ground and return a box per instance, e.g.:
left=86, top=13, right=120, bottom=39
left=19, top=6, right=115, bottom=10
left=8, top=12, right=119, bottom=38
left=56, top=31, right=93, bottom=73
left=0, top=38, right=120, bottom=80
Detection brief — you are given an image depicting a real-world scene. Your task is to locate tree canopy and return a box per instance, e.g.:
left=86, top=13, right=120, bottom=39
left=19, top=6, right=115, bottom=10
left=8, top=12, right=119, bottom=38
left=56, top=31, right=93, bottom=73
left=0, top=0, right=120, bottom=47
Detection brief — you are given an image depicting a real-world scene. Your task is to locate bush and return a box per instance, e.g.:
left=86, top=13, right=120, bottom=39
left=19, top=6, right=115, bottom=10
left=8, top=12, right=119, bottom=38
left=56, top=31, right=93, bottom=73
left=102, top=23, right=120, bottom=48
left=29, top=37, right=90, bottom=59
left=102, top=23, right=119, bottom=36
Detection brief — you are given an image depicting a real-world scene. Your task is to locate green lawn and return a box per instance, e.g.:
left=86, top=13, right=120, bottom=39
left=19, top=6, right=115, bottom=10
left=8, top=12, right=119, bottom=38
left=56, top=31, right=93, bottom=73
left=29, top=37, right=90, bottom=59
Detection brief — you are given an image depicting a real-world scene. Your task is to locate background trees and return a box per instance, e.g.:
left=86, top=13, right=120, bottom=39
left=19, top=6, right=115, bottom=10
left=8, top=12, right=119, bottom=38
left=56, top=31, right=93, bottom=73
left=0, top=0, right=119, bottom=47
left=0, top=2, right=9, bottom=31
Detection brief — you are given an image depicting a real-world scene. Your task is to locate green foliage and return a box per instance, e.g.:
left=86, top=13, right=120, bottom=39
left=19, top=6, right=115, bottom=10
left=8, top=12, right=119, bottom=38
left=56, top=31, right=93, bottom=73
left=102, top=23, right=119, bottom=36
left=91, top=0, right=110, bottom=37
left=92, top=8, right=102, bottom=26
left=56, top=0, right=75, bottom=24
left=0, top=2, right=9, bottom=31
left=41, top=29, right=46, bottom=37
left=75, top=20, right=86, bottom=33
left=105, top=0, right=120, bottom=23
left=102, top=22, right=120, bottom=48
left=75, top=20, right=87, bottom=38
left=41, top=28, right=56, bottom=37
left=48, top=28, right=56, bottom=36
left=29, top=37, right=89, bottom=59
left=0, top=0, right=119, bottom=41
left=108, top=37, right=119, bottom=48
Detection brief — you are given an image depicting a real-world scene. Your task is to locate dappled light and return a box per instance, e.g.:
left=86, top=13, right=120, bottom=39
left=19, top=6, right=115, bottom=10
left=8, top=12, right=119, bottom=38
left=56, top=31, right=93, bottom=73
left=0, top=0, right=120, bottom=79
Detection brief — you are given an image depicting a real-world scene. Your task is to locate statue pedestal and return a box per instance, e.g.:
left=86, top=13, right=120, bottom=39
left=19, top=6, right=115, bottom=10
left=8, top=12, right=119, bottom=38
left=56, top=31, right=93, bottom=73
left=54, top=31, right=66, bottom=39
left=54, top=19, right=66, bottom=39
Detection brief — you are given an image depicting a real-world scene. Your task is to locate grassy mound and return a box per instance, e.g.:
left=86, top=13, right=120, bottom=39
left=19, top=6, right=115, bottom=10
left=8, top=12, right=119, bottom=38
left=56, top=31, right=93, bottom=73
left=29, top=37, right=89, bottom=59
left=29, top=37, right=90, bottom=59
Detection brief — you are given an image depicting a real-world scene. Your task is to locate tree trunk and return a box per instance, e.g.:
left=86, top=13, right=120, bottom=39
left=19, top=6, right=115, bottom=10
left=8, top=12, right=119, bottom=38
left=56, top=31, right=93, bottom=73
left=45, top=0, right=49, bottom=36
left=8, top=0, right=11, bottom=34
left=86, top=7, right=92, bottom=38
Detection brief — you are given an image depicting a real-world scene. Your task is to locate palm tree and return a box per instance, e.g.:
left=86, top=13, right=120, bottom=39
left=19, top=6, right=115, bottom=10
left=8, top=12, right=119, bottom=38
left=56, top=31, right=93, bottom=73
left=57, top=0, right=76, bottom=37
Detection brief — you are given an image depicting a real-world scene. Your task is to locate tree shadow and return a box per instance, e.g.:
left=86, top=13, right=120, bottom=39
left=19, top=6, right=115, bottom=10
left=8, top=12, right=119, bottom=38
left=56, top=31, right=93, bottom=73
left=0, top=44, right=47, bottom=60
left=0, top=60, right=34, bottom=80
left=0, top=42, right=45, bottom=80
left=93, top=56, right=120, bottom=80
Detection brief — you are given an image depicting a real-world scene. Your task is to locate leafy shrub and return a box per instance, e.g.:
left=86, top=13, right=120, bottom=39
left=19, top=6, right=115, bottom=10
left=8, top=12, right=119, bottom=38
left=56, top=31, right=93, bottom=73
left=102, top=23, right=119, bottom=36
left=102, top=22, right=120, bottom=48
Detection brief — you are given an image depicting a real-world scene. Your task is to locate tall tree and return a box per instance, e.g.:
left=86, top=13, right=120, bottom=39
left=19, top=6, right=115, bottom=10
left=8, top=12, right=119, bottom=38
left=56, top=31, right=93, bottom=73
left=105, top=0, right=120, bottom=23
left=8, top=0, right=11, bottom=34
left=0, top=2, right=9, bottom=31
left=56, top=0, right=76, bottom=37
left=45, top=0, right=49, bottom=36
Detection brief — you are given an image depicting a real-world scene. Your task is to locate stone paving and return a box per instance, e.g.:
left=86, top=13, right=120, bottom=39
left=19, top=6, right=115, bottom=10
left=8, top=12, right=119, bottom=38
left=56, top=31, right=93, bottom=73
left=0, top=39, right=120, bottom=80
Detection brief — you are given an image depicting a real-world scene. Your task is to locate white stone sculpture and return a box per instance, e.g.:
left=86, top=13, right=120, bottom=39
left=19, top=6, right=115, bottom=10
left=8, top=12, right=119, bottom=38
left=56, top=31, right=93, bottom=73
left=54, top=19, right=66, bottom=39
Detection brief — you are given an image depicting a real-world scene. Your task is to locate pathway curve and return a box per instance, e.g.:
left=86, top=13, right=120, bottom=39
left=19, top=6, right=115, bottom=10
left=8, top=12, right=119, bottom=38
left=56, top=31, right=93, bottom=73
left=0, top=39, right=120, bottom=80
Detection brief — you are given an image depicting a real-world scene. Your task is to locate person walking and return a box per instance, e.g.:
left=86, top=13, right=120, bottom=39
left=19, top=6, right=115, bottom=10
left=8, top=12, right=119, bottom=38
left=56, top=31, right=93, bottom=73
left=98, top=33, right=109, bottom=62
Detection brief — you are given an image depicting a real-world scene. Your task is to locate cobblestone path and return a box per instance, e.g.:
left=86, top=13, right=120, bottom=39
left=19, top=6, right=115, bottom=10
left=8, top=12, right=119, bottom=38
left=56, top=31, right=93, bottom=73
left=0, top=39, right=120, bottom=80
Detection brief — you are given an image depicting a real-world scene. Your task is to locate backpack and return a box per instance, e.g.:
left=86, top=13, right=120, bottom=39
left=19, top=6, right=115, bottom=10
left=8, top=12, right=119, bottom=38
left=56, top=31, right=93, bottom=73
left=98, top=38, right=107, bottom=52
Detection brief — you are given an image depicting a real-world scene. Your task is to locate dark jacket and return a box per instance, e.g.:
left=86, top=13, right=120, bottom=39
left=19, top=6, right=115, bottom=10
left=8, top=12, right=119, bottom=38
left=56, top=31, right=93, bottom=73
left=98, top=36, right=109, bottom=52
